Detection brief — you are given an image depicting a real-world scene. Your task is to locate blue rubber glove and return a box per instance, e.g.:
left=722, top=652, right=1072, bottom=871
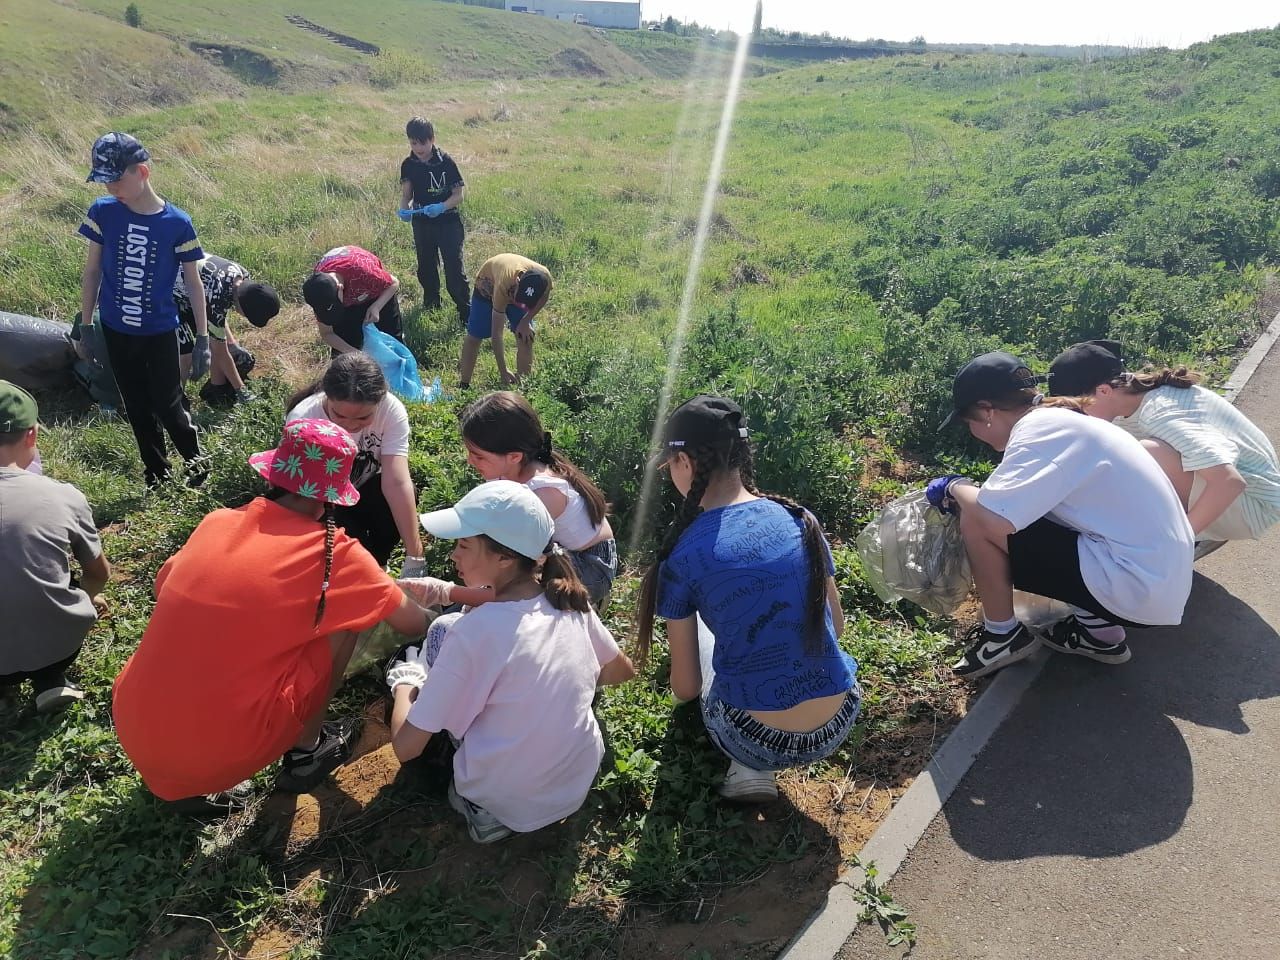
left=189, top=335, right=212, bottom=381
left=424, top=203, right=446, bottom=218
left=397, top=208, right=414, bottom=222
left=925, top=475, right=967, bottom=515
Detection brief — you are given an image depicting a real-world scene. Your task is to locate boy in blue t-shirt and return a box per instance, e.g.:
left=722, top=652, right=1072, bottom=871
left=78, top=133, right=210, bottom=487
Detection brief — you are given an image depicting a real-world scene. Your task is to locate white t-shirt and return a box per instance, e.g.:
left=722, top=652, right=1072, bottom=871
left=286, top=392, right=410, bottom=489
left=1113, top=384, right=1280, bottom=539
left=977, top=406, right=1193, bottom=625
left=525, top=473, right=601, bottom=550
left=406, top=594, right=621, bottom=833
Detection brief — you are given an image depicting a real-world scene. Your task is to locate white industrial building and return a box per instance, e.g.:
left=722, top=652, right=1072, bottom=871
left=505, top=0, right=641, bottom=29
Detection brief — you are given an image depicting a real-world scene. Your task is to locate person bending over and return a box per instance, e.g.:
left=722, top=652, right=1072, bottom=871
left=930, top=351, right=1194, bottom=678
left=635, top=396, right=861, bottom=804
left=1048, top=339, right=1280, bottom=557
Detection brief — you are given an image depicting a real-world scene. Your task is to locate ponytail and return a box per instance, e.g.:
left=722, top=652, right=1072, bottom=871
left=1117, top=365, right=1201, bottom=393
left=634, top=441, right=717, bottom=661
left=287, top=378, right=323, bottom=414
left=542, top=545, right=591, bottom=613
left=738, top=444, right=829, bottom=658
left=315, top=504, right=336, bottom=626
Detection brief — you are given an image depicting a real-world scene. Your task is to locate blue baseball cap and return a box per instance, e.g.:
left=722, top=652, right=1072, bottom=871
left=87, top=132, right=150, bottom=184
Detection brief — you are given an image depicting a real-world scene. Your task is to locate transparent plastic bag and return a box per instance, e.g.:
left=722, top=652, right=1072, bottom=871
left=856, top=489, right=973, bottom=616
left=342, top=608, right=438, bottom=680
left=1012, top=590, right=1073, bottom=629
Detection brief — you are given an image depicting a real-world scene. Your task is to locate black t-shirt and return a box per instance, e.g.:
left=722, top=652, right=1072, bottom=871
left=399, top=147, right=465, bottom=211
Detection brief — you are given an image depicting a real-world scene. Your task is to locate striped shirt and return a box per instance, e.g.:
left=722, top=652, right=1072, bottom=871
left=1114, top=384, right=1280, bottom=538
left=78, top=198, right=203, bottom=334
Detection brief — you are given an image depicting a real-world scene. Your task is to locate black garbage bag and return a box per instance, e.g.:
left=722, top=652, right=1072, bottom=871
left=0, top=312, right=76, bottom=393
left=69, top=313, right=123, bottom=409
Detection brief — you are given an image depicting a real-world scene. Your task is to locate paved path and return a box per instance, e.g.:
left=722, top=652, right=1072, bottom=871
left=837, top=349, right=1280, bottom=960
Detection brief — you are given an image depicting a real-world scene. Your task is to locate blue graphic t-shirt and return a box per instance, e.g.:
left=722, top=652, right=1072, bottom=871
left=79, top=198, right=203, bottom=334
left=656, top=498, right=857, bottom=711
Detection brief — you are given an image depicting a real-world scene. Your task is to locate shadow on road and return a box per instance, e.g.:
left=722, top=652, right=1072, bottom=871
left=944, top=572, right=1279, bottom=861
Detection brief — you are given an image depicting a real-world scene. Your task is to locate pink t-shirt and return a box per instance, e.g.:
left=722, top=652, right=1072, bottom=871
left=406, top=594, right=620, bottom=832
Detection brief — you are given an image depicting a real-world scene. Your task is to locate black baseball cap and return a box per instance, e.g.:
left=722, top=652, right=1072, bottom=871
left=237, top=282, right=281, bottom=328
left=1047, top=340, right=1125, bottom=397
left=302, top=272, right=341, bottom=325
left=512, top=269, right=550, bottom=310
left=657, top=395, right=749, bottom=461
left=941, top=351, right=1044, bottom=429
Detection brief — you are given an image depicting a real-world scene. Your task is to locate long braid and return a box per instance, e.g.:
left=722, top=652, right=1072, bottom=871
left=736, top=440, right=830, bottom=657
left=635, top=442, right=717, bottom=659
left=314, top=505, right=336, bottom=627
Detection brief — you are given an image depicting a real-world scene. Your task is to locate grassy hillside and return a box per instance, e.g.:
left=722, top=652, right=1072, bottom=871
left=2, top=15, right=1280, bottom=960
left=1, top=0, right=660, bottom=129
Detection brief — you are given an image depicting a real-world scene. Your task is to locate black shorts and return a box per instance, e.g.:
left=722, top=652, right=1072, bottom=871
left=1007, top=518, right=1144, bottom=629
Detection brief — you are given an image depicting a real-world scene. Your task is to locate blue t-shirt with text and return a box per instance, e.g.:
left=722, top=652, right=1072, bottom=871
left=79, top=198, right=203, bottom=334
left=656, top=498, right=857, bottom=711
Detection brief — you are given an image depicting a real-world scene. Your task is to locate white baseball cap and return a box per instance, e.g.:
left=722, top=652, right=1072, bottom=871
left=419, top=479, right=554, bottom=561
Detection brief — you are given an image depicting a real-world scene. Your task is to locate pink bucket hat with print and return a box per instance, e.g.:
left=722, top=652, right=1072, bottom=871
left=249, top=418, right=361, bottom=506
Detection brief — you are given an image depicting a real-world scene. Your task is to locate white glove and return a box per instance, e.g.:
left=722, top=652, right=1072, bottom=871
left=386, top=643, right=429, bottom=691
left=401, top=555, right=428, bottom=579
left=397, top=576, right=455, bottom=608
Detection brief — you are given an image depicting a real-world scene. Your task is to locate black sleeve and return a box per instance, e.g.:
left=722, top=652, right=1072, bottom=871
left=445, top=155, right=465, bottom=188
left=399, top=157, right=413, bottom=183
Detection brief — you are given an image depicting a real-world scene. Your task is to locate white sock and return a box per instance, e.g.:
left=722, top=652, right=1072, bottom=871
left=983, top=614, right=1019, bottom=635
left=1071, top=608, right=1126, bottom=646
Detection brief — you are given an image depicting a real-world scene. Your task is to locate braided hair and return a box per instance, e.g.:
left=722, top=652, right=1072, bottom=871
left=636, top=433, right=830, bottom=659
left=314, top=504, right=337, bottom=626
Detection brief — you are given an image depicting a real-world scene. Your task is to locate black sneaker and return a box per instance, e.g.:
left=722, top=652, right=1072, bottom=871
left=952, top=622, right=1040, bottom=678
left=276, top=719, right=360, bottom=793
left=1042, top=616, right=1131, bottom=665
left=165, top=780, right=255, bottom=819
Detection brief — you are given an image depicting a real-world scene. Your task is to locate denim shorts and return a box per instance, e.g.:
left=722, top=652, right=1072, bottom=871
left=569, top=539, right=618, bottom=609
left=701, top=682, right=862, bottom=772
left=466, top=293, right=530, bottom=340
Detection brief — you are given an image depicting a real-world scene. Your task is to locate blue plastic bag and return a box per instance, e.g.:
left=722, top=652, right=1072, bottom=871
left=362, top=326, right=433, bottom=403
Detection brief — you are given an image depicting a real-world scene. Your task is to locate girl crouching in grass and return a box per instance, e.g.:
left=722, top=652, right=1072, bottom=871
left=1048, top=340, right=1280, bottom=555
left=387, top=480, right=635, bottom=844
left=458, top=391, right=618, bottom=608
left=112, top=420, right=436, bottom=816
left=635, top=396, right=861, bottom=804
left=930, top=351, right=1194, bottom=678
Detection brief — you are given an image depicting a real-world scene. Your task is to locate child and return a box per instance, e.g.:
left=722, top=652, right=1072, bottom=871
left=635, top=396, right=861, bottom=803
left=174, top=252, right=280, bottom=405
left=387, top=480, right=635, bottom=844
left=0, top=381, right=110, bottom=714
left=303, top=245, right=403, bottom=354
left=78, top=132, right=210, bottom=487
left=459, top=253, right=552, bottom=388
left=459, top=391, right=617, bottom=606
left=1048, top=339, right=1280, bottom=554
left=930, top=351, right=1194, bottom=676
left=398, top=117, right=469, bottom=325
left=286, top=353, right=424, bottom=571
left=112, top=419, right=437, bottom=814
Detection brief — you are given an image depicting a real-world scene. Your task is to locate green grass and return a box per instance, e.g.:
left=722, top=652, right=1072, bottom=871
left=3, top=17, right=1280, bottom=959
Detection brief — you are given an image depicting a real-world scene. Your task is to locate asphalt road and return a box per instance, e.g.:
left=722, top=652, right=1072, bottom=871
left=837, top=350, right=1280, bottom=960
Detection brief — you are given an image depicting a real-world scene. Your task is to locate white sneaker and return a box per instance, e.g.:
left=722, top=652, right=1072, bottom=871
left=35, top=682, right=85, bottom=714
left=718, top=760, right=778, bottom=803
left=448, top=781, right=514, bottom=844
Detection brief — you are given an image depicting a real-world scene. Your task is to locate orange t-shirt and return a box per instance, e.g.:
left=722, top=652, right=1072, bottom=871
left=113, top=498, right=403, bottom=800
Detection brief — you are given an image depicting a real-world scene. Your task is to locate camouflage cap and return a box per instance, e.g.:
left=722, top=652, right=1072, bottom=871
left=87, top=132, right=150, bottom=184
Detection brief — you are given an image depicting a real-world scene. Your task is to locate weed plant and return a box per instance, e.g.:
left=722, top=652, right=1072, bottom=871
left=2, top=19, right=1279, bottom=959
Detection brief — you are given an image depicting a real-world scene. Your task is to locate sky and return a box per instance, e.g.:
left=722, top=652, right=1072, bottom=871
left=639, top=1, right=1280, bottom=49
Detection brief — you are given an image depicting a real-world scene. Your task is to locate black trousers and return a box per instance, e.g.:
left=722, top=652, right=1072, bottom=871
left=0, top=647, right=82, bottom=693
left=335, top=474, right=401, bottom=567
left=101, top=325, right=202, bottom=485
left=411, top=214, right=469, bottom=316
left=331, top=298, right=404, bottom=354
